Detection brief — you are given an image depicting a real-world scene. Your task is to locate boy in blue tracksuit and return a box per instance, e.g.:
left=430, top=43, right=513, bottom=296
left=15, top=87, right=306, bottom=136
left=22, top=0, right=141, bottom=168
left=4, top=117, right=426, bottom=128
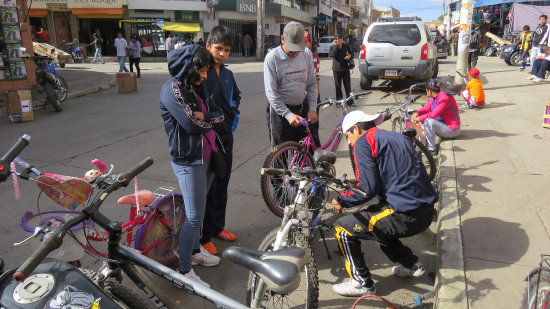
left=331, top=111, right=438, bottom=297
left=200, top=26, right=242, bottom=254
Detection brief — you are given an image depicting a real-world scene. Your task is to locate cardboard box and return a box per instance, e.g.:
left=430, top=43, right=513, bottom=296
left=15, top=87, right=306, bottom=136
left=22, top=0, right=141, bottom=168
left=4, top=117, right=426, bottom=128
left=5, top=90, right=34, bottom=123
left=116, top=72, right=138, bottom=93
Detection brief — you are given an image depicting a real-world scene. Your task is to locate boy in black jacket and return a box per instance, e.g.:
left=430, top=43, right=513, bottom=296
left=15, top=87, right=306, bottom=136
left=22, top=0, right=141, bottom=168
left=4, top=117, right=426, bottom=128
left=201, top=26, right=242, bottom=255
left=329, top=34, right=355, bottom=107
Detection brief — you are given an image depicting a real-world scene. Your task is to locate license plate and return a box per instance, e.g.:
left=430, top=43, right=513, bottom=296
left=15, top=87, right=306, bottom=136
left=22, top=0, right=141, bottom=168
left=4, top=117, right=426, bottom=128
left=385, top=70, right=399, bottom=76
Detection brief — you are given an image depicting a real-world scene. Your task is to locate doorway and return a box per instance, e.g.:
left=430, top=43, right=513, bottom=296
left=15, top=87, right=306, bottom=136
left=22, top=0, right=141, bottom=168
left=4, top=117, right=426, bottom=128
left=53, top=12, right=72, bottom=50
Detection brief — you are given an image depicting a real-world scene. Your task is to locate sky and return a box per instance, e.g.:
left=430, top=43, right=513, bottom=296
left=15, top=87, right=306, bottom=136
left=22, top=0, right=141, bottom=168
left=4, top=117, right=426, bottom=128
left=372, top=0, right=447, bottom=22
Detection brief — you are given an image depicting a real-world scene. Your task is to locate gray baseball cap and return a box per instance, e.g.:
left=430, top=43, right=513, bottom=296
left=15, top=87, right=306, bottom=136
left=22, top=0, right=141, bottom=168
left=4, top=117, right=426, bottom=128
left=283, top=22, right=305, bottom=52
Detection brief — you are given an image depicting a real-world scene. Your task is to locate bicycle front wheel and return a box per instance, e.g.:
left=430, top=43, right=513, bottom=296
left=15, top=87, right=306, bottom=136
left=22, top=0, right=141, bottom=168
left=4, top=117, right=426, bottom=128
left=246, top=228, right=319, bottom=309
left=135, top=194, right=185, bottom=267
left=261, top=142, right=315, bottom=218
left=521, top=268, right=550, bottom=309
left=414, top=138, right=437, bottom=181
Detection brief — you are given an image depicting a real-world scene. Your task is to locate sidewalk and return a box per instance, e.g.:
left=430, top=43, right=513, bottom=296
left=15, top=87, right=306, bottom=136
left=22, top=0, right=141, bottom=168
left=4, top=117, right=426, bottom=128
left=434, top=56, right=550, bottom=308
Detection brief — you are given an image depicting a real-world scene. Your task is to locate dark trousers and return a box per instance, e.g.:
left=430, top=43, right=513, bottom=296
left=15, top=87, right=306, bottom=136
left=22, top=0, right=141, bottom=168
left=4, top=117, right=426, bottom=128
left=532, top=59, right=550, bottom=78
left=468, top=50, right=479, bottom=70
left=333, top=70, right=352, bottom=102
left=129, top=57, right=141, bottom=76
left=266, top=103, right=308, bottom=147
left=303, top=95, right=321, bottom=148
left=201, top=133, right=233, bottom=244
left=334, top=202, right=434, bottom=285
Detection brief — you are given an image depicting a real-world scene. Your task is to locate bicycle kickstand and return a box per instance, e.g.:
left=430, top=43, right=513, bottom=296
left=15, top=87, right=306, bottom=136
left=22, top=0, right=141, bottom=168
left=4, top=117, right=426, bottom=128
left=318, top=227, right=332, bottom=260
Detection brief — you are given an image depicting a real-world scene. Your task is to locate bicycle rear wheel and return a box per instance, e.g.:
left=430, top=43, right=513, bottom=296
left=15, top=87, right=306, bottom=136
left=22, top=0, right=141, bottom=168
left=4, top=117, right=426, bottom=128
left=261, top=142, right=315, bottom=218
left=521, top=268, right=550, bottom=309
left=134, top=194, right=185, bottom=267
left=414, top=138, right=437, bottom=181
left=246, top=228, right=319, bottom=309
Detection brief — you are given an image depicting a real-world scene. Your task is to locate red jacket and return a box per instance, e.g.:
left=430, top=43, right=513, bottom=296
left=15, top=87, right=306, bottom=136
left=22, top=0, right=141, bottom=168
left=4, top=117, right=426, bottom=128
left=417, top=91, right=461, bottom=130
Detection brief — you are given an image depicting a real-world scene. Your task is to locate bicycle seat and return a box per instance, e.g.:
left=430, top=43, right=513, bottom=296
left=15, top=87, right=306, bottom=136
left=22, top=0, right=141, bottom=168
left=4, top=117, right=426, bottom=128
left=314, top=150, right=336, bottom=165
left=223, top=246, right=307, bottom=295
left=117, top=190, right=155, bottom=206
left=403, top=128, right=417, bottom=137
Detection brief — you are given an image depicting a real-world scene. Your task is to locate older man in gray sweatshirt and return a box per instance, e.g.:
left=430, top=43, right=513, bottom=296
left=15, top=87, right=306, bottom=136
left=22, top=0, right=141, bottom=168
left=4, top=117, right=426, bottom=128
left=264, top=21, right=318, bottom=147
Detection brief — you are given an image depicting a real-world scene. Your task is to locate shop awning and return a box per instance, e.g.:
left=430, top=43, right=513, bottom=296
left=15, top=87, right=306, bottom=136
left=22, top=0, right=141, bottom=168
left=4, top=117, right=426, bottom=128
left=474, top=0, right=544, bottom=8
left=162, top=21, right=200, bottom=33
left=71, top=8, right=124, bottom=18
left=29, top=9, right=48, bottom=17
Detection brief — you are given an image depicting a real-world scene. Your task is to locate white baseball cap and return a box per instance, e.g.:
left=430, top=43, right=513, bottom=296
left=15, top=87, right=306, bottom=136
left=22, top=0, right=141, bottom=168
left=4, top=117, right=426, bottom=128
left=342, top=111, right=384, bottom=133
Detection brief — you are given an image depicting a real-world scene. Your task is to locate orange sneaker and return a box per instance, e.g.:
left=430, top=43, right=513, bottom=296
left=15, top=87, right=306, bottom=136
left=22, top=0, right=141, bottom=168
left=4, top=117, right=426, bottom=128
left=202, top=241, right=217, bottom=255
left=217, top=229, right=237, bottom=242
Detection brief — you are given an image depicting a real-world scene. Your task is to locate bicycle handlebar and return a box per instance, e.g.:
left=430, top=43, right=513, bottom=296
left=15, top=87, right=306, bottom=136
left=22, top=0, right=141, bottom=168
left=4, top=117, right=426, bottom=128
left=318, top=91, right=372, bottom=109
left=0, top=134, right=31, bottom=183
left=13, top=157, right=154, bottom=281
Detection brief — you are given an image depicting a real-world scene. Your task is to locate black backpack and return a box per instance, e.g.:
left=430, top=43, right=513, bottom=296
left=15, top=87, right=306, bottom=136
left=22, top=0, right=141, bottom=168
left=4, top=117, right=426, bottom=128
left=470, top=32, right=480, bottom=49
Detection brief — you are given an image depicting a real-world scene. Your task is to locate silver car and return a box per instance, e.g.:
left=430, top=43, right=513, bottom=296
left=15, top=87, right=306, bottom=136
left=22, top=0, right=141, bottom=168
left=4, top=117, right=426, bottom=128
left=317, top=36, right=334, bottom=57
left=358, top=17, right=438, bottom=90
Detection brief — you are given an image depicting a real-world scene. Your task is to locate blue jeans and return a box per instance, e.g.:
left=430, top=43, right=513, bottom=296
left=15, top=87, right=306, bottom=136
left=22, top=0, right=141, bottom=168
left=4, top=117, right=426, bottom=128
left=117, top=56, right=128, bottom=72
left=530, top=46, right=541, bottom=70
left=520, top=50, right=529, bottom=68
left=172, top=160, right=214, bottom=273
left=93, top=48, right=104, bottom=63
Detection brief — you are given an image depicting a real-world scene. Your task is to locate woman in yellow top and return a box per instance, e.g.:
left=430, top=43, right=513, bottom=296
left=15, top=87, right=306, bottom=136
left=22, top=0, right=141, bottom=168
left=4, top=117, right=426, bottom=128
left=519, top=25, right=532, bottom=71
left=461, top=68, right=485, bottom=108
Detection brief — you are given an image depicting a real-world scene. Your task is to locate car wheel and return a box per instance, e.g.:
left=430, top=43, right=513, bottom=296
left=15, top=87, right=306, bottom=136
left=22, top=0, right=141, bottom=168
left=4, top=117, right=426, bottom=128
left=360, top=74, right=372, bottom=90
left=510, top=51, right=521, bottom=66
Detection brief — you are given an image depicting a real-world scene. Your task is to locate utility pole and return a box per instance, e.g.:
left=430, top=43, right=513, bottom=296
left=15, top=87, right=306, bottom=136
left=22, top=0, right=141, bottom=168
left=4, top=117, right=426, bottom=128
left=256, top=0, right=265, bottom=61
left=456, top=0, right=475, bottom=84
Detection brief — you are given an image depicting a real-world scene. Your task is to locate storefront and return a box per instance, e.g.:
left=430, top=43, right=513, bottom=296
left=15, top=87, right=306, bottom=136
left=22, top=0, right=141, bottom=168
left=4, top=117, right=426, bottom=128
left=217, top=0, right=258, bottom=57
left=27, top=0, right=74, bottom=51
left=1, top=0, right=35, bottom=91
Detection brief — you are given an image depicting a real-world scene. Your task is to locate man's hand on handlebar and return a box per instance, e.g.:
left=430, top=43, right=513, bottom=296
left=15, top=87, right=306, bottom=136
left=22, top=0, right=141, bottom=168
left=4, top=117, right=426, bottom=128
left=307, top=110, right=318, bottom=124
left=332, top=198, right=343, bottom=213
left=288, top=114, right=303, bottom=127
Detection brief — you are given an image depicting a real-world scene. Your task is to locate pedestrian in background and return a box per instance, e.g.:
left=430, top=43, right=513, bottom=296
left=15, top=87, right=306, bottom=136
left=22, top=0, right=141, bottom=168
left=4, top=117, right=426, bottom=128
left=31, top=27, right=44, bottom=43
left=160, top=44, right=224, bottom=287
left=449, top=29, right=458, bottom=56
left=519, top=25, right=532, bottom=71
left=114, top=32, right=129, bottom=72
left=329, top=34, right=355, bottom=107
left=242, top=33, right=253, bottom=57
left=128, top=35, right=141, bottom=78
left=530, top=15, right=549, bottom=73
left=88, top=33, right=105, bottom=64
left=165, top=34, right=174, bottom=53
left=468, top=26, right=481, bottom=71
left=264, top=21, right=318, bottom=147
left=38, top=27, right=50, bottom=44
left=201, top=25, right=242, bottom=255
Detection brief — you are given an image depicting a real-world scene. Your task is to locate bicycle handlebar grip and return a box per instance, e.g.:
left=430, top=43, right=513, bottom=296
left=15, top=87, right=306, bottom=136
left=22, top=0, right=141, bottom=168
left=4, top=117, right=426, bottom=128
left=299, top=119, right=309, bottom=127
left=0, top=134, right=31, bottom=182
left=120, top=157, right=154, bottom=186
left=260, top=168, right=291, bottom=176
left=14, top=230, right=63, bottom=282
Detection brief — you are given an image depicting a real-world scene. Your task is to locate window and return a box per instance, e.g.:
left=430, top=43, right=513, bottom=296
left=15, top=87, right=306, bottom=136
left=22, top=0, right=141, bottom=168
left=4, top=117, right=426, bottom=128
left=368, top=24, right=421, bottom=46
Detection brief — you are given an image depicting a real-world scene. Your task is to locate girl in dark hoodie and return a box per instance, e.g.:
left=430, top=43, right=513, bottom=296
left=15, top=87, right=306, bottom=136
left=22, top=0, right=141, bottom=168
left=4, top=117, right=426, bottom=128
left=160, top=44, right=224, bottom=287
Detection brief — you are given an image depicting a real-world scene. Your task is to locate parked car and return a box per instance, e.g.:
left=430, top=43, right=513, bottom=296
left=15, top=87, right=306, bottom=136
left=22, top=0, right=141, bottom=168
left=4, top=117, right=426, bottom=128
left=317, top=36, right=334, bottom=57
left=430, top=28, right=449, bottom=59
left=358, top=17, right=438, bottom=90
left=501, top=43, right=525, bottom=66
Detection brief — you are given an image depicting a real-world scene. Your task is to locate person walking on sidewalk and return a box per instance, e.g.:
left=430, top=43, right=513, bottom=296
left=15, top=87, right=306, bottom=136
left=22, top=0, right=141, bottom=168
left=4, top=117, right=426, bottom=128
left=264, top=21, right=318, bottom=147
left=449, top=29, right=458, bottom=56
left=329, top=34, right=355, bottom=107
left=128, top=35, right=141, bottom=78
left=160, top=44, right=224, bottom=287
left=200, top=25, right=242, bottom=255
left=114, top=32, right=129, bottom=73
left=331, top=110, right=438, bottom=297
left=413, top=79, right=461, bottom=155
left=530, top=15, right=549, bottom=73
left=88, top=33, right=105, bottom=64
left=519, top=25, right=532, bottom=71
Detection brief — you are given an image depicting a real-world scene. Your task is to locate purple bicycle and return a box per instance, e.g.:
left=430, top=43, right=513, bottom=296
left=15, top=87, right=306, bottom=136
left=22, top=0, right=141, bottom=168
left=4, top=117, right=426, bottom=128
left=261, top=91, right=371, bottom=217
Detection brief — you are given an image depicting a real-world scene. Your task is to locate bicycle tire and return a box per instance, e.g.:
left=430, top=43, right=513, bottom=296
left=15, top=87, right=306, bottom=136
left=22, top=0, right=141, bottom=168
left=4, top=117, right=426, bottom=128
left=520, top=268, right=550, bottom=309
left=57, top=75, right=69, bottom=102
left=44, top=82, right=63, bottom=112
left=135, top=194, right=185, bottom=267
left=79, top=268, right=151, bottom=309
left=261, top=142, right=316, bottom=218
left=391, top=117, right=404, bottom=133
left=246, top=228, right=319, bottom=309
left=414, top=138, right=437, bottom=181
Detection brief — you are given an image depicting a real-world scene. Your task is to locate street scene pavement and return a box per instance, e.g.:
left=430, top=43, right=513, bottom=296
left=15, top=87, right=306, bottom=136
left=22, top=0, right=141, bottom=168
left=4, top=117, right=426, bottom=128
left=0, top=54, right=549, bottom=308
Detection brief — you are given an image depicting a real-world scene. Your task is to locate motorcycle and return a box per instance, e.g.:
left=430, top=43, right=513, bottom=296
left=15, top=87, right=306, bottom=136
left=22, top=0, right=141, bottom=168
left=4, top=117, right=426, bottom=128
left=485, top=39, right=503, bottom=57
left=65, top=41, right=84, bottom=63
left=19, top=47, right=66, bottom=112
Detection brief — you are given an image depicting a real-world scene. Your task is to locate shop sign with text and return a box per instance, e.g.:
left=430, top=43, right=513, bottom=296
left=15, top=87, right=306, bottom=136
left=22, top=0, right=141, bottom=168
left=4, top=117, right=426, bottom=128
left=237, top=0, right=256, bottom=13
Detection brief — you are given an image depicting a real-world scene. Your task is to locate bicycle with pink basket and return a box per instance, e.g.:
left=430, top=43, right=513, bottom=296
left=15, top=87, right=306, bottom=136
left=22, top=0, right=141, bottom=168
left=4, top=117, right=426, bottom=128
left=12, top=157, right=185, bottom=267
left=261, top=91, right=371, bottom=218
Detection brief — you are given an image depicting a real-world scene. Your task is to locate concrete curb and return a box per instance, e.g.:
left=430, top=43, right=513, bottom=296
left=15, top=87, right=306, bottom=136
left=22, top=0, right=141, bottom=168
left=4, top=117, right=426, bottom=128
left=434, top=139, right=469, bottom=308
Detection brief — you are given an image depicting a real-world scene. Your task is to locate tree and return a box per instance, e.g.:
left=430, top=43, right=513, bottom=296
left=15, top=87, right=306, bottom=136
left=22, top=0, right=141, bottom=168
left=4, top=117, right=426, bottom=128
left=438, top=14, right=445, bottom=21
